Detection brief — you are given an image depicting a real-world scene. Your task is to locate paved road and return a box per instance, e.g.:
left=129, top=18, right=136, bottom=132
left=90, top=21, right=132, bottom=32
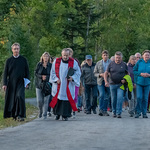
left=0, top=99, right=150, bottom=150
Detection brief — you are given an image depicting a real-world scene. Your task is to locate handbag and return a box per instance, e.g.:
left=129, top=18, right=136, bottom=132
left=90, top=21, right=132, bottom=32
left=40, top=81, right=52, bottom=96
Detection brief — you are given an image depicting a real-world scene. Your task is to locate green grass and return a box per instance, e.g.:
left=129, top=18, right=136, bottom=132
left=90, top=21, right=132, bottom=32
left=25, top=89, right=36, bottom=98
left=0, top=89, right=38, bottom=130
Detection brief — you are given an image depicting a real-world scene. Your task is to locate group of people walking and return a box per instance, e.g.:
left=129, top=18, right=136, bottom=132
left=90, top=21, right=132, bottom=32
left=2, top=42, right=150, bottom=121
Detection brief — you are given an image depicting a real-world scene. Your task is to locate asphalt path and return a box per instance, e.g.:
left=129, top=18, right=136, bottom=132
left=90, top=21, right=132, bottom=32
left=0, top=98, right=150, bottom=150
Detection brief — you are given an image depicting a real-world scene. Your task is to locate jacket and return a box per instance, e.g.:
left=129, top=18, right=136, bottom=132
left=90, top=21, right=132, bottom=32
left=35, top=62, right=52, bottom=89
left=133, top=59, right=150, bottom=86
left=81, top=62, right=97, bottom=85
left=94, top=59, right=111, bottom=85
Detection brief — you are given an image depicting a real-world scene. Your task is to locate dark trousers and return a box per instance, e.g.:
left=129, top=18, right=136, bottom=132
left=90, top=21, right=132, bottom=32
left=85, top=84, right=97, bottom=111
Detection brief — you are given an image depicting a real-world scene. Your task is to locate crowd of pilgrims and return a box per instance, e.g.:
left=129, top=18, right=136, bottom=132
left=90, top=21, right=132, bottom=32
left=3, top=43, right=150, bottom=121
left=35, top=49, right=150, bottom=120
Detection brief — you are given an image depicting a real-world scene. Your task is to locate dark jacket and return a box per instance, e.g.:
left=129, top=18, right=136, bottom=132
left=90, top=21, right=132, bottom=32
left=128, top=63, right=135, bottom=84
left=35, top=62, right=52, bottom=89
left=81, top=62, right=97, bottom=85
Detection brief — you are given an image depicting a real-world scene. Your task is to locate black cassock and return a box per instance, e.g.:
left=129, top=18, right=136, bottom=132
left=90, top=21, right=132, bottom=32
left=3, top=55, right=29, bottom=118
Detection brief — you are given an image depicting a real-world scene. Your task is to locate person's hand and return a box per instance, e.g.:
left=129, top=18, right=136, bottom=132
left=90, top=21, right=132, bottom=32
left=42, top=75, right=46, bottom=81
left=57, top=79, right=61, bottom=84
left=2, top=85, right=7, bottom=92
left=99, top=73, right=104, bottom=78
left=105, top=82, right=109, bottom=87
left=145, top=73, right=150, bottom=77
left=68, top=76, right=73, bottom=81
left=25, top=84, right=29, bottom=89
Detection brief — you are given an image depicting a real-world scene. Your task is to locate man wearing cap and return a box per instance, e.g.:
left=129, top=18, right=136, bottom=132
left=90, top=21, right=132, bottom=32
left=81, top=55, right=97, bottom=114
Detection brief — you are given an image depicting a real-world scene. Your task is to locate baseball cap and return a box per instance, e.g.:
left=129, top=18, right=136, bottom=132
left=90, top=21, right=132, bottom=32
left=85, top=55, right=92, bottom=60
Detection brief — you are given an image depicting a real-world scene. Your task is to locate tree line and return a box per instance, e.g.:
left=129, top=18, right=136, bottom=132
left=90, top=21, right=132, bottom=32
left=1, top=0, right=150, bottom=88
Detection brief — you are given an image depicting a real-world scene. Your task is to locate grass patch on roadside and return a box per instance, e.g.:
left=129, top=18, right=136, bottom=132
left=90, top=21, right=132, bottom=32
left=25, top=88, right=36, bottom=98
left=0, top=90, right=38, bottom=130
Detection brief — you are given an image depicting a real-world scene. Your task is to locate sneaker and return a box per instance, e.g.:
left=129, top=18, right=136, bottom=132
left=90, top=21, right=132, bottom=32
left=48, top=112, right=52, bottom=117
left=130, top=114, right=134, bottom=117
left=103, top=111, right=109, bottom=116
left=55, top=115, right=60, bottom=120
left=86, top=111, right=91, bottom=114
left=93, top=109, right=97, bottom=114
left=99, top=110, right=103, bottom=116
left=117, top=114, right=122, bottom=118
left=135, top=114, right=139, bottom=118
left=77, top=108, right=80, bottom=112
left=143, top=115, right=148, bottom=118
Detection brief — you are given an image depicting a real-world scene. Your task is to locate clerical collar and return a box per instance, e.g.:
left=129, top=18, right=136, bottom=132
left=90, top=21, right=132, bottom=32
left=62, top=59, right=69, bottom=63
left=13, top=55, right=20, bottom=58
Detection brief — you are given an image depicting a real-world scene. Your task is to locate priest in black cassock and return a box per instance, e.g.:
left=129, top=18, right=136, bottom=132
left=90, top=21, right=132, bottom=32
left=2, top=43, right=30, bottom=121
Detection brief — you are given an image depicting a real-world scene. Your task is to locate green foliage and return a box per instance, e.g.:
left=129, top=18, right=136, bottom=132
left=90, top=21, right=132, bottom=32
left=1, top=0, right=150, bottom=82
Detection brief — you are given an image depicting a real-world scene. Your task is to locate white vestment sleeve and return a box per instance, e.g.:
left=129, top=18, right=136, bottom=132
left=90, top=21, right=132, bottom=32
left=71, top=60, right=81, bottom=87
left=49, top=59, right=59, bottom=83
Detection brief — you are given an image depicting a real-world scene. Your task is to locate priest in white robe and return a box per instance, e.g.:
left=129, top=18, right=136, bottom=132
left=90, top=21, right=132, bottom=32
left=49, top=48, right=81, bottom=121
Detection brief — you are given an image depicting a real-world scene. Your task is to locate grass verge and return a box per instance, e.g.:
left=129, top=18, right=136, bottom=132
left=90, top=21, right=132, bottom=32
left=0, top=89, right=38, bottom=130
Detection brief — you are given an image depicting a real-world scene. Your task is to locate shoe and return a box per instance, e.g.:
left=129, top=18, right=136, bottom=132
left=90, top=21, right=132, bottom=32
left=130, top=114, right=134, bottom=117
left=62, top=117, right=68, bottom=121
left=147, top=109, right=150, bottom=113
left=109, top=108, right=112, bottom=112
left=86, top=111, right=91, bottom=114
left=113, top=113, right=116, bottom=118
left=38, top=113, right=42, bottom=118
left=48, top=112, right=52, bottom=117
left=17, top=116, right=24, bottom=122
left=72, top=112, right=76, bottom=119
left=93, top=110, right=97, bottom=114
left=78, top=108, right=80, bottom=112
left=43, top=116, right=47, bottom=120
left=103, top=111, right=109, bottom=116
left=117, top=114, right=122, bottom=118
left=55, top=115, right=60, bottom=120
left=143, top=115, right=148, bottom=118
left=98, top=110, right=103, bottom=116
left=135, top=114, right=139, bottom=118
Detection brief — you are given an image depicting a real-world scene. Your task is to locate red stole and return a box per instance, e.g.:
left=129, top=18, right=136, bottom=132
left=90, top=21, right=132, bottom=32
left=50, top=57, right=78, bottom=111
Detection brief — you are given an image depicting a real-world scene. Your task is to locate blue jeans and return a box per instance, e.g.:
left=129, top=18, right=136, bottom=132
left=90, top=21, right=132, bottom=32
left=98, top=81, right=110, bottom=111
left=85, top=84, right=98, bottom=111
left=77, top=95, right=82, bottom=108
left=110, top=84, right=124, bottom=115
left=136, top=84, right=150, bottom=115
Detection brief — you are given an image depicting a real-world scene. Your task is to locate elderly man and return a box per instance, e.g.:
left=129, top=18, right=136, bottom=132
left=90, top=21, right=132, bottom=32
left=49, top=48, right=81, bottom=121
left=104, top=51, right=128, bottom=118
left=2, top=43, right=30, bottom=121
left=81, top=55, right=97, bottom=114
left=135, top=52, right=141, bottom=63
left=94, top=50, right=111, bottom=116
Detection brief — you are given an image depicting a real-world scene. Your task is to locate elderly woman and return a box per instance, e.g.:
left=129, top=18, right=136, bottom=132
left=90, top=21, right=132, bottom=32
left=128, top=55, right=136, bottom=117
left=35, top=52, right=52, bottom=119
left=134, top=50, right=150, bottom=118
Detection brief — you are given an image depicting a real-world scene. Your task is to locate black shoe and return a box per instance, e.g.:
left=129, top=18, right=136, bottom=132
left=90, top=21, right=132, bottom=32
left=48, top=112, right=52, bottom=117
left=86, top=111, right=91, bottom=114
left=78, top=108, right=80, bottom=112
left=93, top=110, right=97, bottom=114
left=38, top=113, right=42, bottom=118
left=143, top=115, right=148, bottom=118
left=55, top=115, right=60, bottom=120
left=113, top=113, right=116, bottom=118
left=103, top=111, right=109, bottom=116
left=17, top=116, right=24, bottom=122
left=62, top=117, right=68, bottom=121
left=117, top=114, right=122, bottom=118
left=130, top=114, right=134, bottom=117
left=99, top=110, right=103, bottom=116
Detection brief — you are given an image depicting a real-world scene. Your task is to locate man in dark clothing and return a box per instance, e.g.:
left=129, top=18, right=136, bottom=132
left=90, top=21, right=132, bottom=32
left=81, top=55, right=97, bottom=114
left=104, top=51, right=127, bottom=118
left=2, top=43, right=30, bottom=121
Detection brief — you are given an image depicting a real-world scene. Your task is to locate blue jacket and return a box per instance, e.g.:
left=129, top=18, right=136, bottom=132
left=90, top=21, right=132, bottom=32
left=133, top=59, right=150, bottom=86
